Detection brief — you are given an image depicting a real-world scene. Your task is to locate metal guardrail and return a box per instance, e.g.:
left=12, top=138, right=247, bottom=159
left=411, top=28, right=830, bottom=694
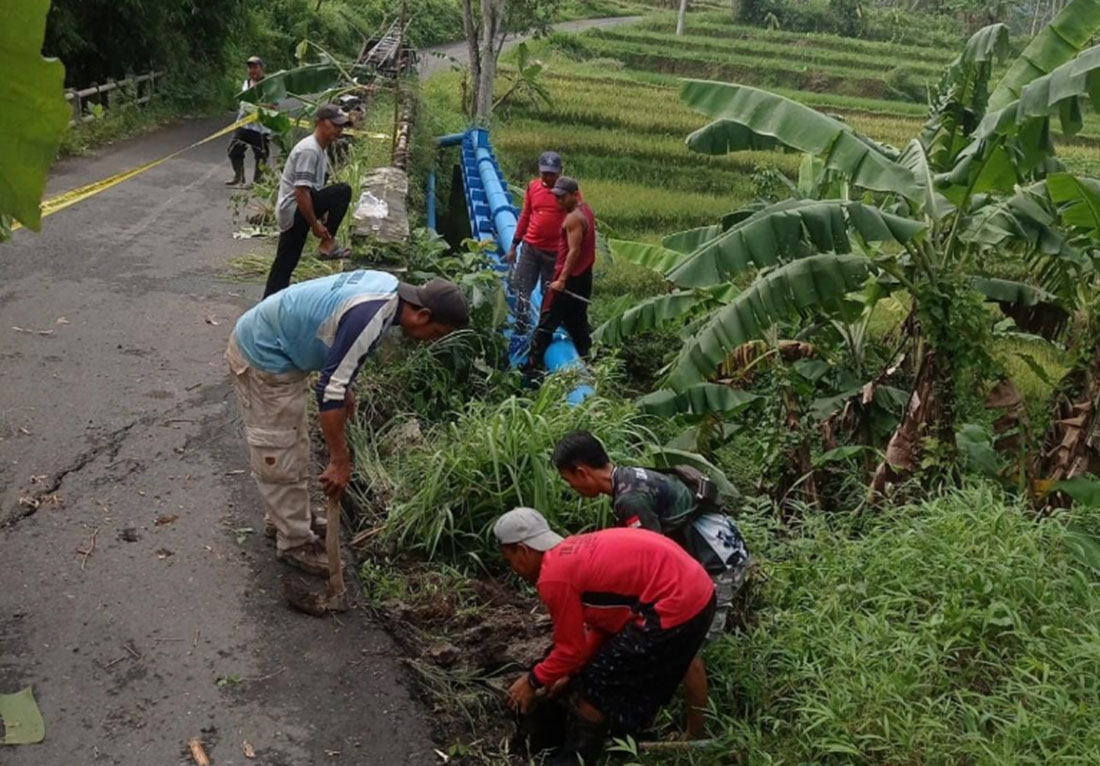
left=64, top=70, right=167, bottom=125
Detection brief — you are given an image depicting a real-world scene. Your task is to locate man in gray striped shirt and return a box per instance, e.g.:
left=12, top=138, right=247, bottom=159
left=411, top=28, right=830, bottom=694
left=265, top=104, right=352, bottom=297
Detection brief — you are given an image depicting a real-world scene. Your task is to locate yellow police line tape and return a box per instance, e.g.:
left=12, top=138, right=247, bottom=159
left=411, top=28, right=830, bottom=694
left=289, top=115, right=389, bottom=140
left=13, top=113, right=388, bottom=232
left=12, top=116, right=257, bottom=233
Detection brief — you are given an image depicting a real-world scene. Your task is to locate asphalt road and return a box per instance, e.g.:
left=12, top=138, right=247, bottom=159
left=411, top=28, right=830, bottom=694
left=0, top=116, right=435, bottom=765
left=418, top=16, right=641, bottom=79
left=0, top=15, right=639, bottom=764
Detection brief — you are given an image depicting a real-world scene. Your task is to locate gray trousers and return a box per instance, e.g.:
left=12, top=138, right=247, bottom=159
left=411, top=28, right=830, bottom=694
left=226, top=334, right=316, bottom=551
left=510, top=243, right=557, bottom=336
left=707, top=557, right=750, bottom=643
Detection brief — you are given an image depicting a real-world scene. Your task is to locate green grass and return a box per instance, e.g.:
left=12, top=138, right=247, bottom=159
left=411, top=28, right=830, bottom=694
left=556, top=33, right=918, bottom=101
left=589, top=26, right=946, bottom=81
left=638, top=11, right=962, bottom=64
left=683, top=486, right=1100, bottom=765
left=225, top=251, right=344, bottom=283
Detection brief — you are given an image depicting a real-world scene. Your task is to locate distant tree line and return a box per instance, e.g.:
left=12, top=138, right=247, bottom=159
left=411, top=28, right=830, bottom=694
left=43, top=0, right=464, bottom=92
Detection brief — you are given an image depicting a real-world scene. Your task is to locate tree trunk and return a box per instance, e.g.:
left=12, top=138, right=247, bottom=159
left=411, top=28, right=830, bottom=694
left=473, top=0, right=502, bottom=121
left=676, top=0, right=689, bottom=35
left=1034, top=349, right=1100, bottom=510
left=869, top=344, right=953, bottom=499
left=461, top=0, right=481, bottom=117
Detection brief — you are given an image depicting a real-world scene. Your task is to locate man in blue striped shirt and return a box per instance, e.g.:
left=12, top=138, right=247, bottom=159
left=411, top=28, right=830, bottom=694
left=226, top=270, right=468, bottom=575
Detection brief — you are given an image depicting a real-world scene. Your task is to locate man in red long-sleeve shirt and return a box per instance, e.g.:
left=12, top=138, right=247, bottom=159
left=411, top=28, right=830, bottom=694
left=506, top=151, right=566, bottom=338
left=494, top=507, right=716, bottom=765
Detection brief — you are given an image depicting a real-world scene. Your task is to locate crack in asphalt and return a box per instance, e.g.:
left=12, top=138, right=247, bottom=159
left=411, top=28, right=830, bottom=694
left=3, top=421, right=139, bottom=527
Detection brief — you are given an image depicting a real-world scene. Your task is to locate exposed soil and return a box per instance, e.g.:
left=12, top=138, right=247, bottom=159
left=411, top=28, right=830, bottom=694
left=357, top=546, right=554, bottom=759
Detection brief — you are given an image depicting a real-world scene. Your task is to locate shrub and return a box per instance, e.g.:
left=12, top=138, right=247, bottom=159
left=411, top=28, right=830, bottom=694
left=700, top=486, right=1100, bottom=764
left=885, top=64, right=928, bottom=103
left=828, top=0, right=865, bottom=38
left=373, top=376, right=657, bottom=565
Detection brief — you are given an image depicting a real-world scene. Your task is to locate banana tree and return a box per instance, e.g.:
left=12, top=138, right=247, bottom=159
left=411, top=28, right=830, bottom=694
left=598, top=0, right=1100, bottom=498
left=1030, top=174, right=1100, bottom=505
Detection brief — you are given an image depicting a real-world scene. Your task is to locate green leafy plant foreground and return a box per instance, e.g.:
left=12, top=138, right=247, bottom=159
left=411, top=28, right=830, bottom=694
left=0, top=0, right=69, bottom=234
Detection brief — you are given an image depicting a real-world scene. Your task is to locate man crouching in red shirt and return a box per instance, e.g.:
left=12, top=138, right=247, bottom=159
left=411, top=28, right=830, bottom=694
left=495, top=507, right=716, bottom=765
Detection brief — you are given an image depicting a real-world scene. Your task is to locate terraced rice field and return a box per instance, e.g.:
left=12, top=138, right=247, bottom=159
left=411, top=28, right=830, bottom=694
left=426, top=11, right=1100, bottom=241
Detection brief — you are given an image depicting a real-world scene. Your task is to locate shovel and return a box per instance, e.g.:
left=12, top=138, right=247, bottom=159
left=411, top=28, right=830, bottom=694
left=282, top=494, right=349, bottom=616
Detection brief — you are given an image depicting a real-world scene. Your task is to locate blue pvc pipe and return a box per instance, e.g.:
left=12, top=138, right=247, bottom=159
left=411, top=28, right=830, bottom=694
left=436, top=132, right=466, bottom=147
left=433, top=128, right=593, bottom=404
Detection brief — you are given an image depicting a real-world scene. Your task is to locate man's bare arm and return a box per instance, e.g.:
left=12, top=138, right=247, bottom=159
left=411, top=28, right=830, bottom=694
left=552, top=214, right=585, bottom=289
left=318, top=408, right=350, bottom=497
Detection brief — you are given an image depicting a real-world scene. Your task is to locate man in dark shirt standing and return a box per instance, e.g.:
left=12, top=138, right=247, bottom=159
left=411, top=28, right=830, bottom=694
left=226, top=56, right=272, bottom=187
left=524, top=176, right=595, bottom=374
left=552, top=430, right=751, bottom=739
left=264, top=104, right=353, bottom=298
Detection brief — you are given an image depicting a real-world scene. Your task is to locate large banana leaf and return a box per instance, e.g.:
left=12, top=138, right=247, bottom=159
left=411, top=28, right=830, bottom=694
left=685, top=119, right=784, bottom=153
left=239, top=102, right=294, bottom=134
left=956, top=45, right=1100, bottom=190
left=921, top=24, right=1010, bottom=171
left=976, top=46, right=1100, bottom=143
left=608, top=239, right=688, bottom=274
left=960, top=182, right=1062, bottom=251
left=987, top=0, right=1100, bottom=112
left=667, top=200, right=926, bottom=289
left=662, top=207, right=770, bottom=253
left=972, top=276, right=1059, bottom=307
left=899, top=139, right=955, bottom=220
left=663, top=224, right=723, bottom=253
left=962, top=179, right=1092, bottom=296
left=680, top=80, right=922, bottom=200
left=639, top=384, right=761, bottom=418
left=668, top=253, right=872, bottom=389
left=0, top=0, right=68, bottom=232
left=239, top=63, right=349, bottom=103
left=594, top=290, right=707, bottom=344
left=1047, top=172, right=1100, bottom=232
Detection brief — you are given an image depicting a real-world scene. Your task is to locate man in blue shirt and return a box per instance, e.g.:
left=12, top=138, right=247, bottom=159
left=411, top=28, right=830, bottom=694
left=226, top=271, right=468, bottom=575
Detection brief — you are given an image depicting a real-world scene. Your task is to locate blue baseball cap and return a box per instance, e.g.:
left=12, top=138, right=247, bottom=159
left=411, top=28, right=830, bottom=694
left=538, top=151, right=563, bottom=173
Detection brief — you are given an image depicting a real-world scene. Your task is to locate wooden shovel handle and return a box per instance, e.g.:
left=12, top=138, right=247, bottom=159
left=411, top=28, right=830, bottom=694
left=188, top=738, right=211, bottom=766
left=325, top=494, right=345, bottom=598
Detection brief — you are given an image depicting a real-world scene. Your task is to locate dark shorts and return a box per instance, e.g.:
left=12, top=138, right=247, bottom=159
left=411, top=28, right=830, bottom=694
left=576, top=594, right=717, bottom=735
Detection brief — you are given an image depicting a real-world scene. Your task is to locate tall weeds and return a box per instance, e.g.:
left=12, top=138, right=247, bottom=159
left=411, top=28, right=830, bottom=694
left=375, top=375, right=658, bottom=566
left=700, top=485, right=1100, bottom=764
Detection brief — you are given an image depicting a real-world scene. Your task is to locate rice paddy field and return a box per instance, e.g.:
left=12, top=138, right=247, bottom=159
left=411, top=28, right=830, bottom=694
left=424, top=10, right=1100, bottom=242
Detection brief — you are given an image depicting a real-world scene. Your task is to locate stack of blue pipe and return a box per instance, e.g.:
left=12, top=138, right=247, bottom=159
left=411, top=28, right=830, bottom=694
left=432, top=128, right=593, bottom=404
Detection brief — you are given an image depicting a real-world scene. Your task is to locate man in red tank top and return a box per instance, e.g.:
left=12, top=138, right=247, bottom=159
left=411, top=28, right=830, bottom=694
left=524, top=176, right=595, bottom=374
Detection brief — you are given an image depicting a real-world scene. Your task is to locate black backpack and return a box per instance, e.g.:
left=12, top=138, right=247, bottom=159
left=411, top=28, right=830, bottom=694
left=647, top=464, right=722, bottom=531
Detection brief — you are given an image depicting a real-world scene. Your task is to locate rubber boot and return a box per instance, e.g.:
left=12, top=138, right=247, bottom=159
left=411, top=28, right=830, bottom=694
left=226, top=157, right=245, bottom=186
left=253, top=158, right=265, bottom=185
left=549, top=705, right=606, bottom=766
